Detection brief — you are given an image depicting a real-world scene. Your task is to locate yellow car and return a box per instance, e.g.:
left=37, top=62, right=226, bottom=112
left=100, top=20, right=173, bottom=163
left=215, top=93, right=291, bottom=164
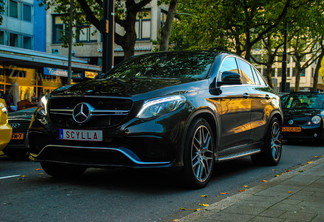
left=0, top=98, right=12, bottom=153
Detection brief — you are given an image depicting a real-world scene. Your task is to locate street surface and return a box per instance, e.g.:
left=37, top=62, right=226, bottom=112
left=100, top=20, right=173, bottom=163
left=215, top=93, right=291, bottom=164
left=0, top=141, right=323, bottom=222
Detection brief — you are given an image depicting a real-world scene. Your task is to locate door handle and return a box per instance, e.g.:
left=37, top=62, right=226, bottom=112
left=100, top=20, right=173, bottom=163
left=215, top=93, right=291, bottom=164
left=243, top=93, right=249, bottom=98
left=265, top=94, right=270, bottom=100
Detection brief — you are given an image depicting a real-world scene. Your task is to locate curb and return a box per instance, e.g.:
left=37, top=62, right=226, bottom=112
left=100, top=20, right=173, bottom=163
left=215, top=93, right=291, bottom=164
left=178, top=156, right=324, bottom=222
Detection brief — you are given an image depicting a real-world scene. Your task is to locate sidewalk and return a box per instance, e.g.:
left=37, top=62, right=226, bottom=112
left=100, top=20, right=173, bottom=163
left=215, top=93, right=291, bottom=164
left=179, top=157, right=324, bottom=222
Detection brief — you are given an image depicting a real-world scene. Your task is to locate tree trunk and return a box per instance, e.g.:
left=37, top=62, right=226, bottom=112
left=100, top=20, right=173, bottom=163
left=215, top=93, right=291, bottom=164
left=160, top=0, right=177, bottom=51
left=312, top=52, right=324, bottom=92
left=266, top=65, right=273, bottom=88
left=294, top=64, right=301, bottom=92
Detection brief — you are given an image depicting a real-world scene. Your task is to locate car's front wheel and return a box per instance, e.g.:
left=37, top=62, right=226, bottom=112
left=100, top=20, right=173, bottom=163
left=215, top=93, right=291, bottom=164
left=251, top=117, right=282, bottom=165
left=40, top=162, right=86, bottom=178
left=182, top=118, right=215, bottom=189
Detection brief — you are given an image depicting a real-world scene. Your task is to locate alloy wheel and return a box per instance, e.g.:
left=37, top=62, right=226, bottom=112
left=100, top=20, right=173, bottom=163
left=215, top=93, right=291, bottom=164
left=191, top=125, right=214, bottom=182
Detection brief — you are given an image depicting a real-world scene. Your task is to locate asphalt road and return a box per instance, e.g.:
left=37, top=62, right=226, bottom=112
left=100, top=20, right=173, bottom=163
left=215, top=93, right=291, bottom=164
left=0, top=141, right=323, bottom=222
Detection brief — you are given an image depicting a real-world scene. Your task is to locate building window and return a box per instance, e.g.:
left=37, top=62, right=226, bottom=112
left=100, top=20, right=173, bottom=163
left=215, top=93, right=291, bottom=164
left=77, top=25, right=97, bottom=43
left=293, top=68, right=296, bottom=77
left=278, top=68, right=282, bottom=77
left=22, top=4, right=32, bottom=22
left=136, top=10, right=151, bottom=40
left=9, top=33, right=19, bottom=47
left=0, top=0, right=6, bottom=16
left=53, top=15, right=65, bottom=43
left=301, top=69, right=305, bottom=77
left=23, top=35, right=32, bottom=49
left=0, top=31, right=4, bottom=45
left=9, top=0, right=18, bottom=18
left=271, top=68, right=276, bottom=77
left=287, top=68, right=291, bottom=77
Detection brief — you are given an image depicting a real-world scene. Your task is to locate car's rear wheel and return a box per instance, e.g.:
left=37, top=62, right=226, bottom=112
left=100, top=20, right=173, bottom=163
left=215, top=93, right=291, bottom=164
left=182, top=118, right=215, bottom=189
left=40, top=162, right=86, bottom=178
left=251, top=117, right=282, bottom=165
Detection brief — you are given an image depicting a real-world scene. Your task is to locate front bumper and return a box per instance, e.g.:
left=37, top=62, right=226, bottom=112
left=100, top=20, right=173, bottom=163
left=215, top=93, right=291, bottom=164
left=282, top=125, right=324, bottom=140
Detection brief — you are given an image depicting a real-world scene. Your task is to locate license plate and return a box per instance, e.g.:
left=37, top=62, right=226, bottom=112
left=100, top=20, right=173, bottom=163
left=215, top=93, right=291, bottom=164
left=59, top=129, right=103, bottom=141
left=12, top=133, right=24, bottom=140
left=282, top=127, right=302, bottom=132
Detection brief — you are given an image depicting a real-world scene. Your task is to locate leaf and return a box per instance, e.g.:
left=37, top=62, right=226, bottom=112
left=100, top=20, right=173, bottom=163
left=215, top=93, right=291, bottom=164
left=262, top=180, right=268, bottom=183
left=307, top=161, right=314, bottom=164
left=173, top=219, right=179, bottom=222
left=194, top=208, right=201, bottom=212
left=243, top=185, right=248, bottom=188
left=201, top=195, right=208, bottom=198
left=314, top=156, right=319, bottom=158
left=288, top=191, right=293, bottom=194
left=239, top=189, right=247, bottom=192
left=286, top=169, right=290, bottom=172
left=35, top=168, right=43, bottom=171
left=199, top=203, right=209, bottom=207
left=221, top=192, right=228, bottom=195
left=180, top=208, right=187, bottom=211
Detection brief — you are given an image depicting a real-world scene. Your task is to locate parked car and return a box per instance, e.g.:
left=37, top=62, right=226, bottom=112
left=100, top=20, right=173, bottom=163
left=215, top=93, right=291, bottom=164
left=3, top=107, right=37, bottom=159
left=281, top=92, right=324, bottom=141
left=28, top=51, right=283, bottom=188
left=0, top=98, right=12, bottom=152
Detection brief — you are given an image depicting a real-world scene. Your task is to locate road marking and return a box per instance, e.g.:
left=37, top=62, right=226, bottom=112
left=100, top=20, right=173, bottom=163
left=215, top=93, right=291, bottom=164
left=0, top=175, right=21, bottom=180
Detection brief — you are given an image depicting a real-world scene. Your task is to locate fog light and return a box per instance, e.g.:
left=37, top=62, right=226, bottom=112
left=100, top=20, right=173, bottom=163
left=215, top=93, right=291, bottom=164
left=314, top=133, right=318, bottom=138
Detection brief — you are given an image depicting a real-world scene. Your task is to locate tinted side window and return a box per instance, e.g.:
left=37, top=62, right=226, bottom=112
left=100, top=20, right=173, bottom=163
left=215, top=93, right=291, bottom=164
left=251, top=67, right=261, bottom=85
left=252, top=67, right=267, bottom=86
left=219, top=57, right=240, bottom=80
left=237, top=59, right=255, bottom=85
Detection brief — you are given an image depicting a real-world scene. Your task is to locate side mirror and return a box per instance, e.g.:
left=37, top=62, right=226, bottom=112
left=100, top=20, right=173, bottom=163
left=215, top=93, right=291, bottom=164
left=218, top=71, right=242, bottom=86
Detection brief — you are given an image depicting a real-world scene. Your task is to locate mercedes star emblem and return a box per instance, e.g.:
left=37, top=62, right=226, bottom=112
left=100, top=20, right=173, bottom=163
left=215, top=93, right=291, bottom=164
left=288, top=120, right=294, bottom=125
left=72, top=103, right=92, bottom=123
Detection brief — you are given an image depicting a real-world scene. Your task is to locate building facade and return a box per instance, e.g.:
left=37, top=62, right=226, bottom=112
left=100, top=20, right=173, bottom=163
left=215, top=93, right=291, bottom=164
left=0, top=0, right=99, bottom=110
left=46, top=0, right=168, bottom=66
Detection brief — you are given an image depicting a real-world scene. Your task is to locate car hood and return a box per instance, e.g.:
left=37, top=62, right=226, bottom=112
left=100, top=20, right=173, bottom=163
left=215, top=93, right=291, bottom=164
left=8, top=107, right=37, bottom=121
left=51, top=78, right=196, bottom=97
left=283, top=109, right=324, bottom=119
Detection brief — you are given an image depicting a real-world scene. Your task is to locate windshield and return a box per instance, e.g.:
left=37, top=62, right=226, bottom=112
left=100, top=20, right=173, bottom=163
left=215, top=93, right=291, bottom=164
left=104, top=52, right=217, bottom=79
left=281, top=93, right=324, bottom=109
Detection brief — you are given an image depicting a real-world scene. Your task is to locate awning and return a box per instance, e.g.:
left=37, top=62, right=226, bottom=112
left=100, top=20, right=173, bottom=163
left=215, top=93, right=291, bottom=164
left=0, top=45, right=100, bottom=72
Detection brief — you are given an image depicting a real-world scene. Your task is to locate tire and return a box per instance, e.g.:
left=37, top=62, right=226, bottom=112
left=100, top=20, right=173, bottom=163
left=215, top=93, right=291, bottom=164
left=40, top=162, right=86, bottom=178
left=251, top=117, right=282, bottom=166
left=4, top=149, right=29, bottom=160
left=182, top=118, right=215, bottom=189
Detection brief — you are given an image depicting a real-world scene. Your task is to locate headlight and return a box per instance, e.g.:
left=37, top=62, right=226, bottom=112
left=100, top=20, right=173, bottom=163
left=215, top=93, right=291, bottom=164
left=137, top=95, right=186, bottom=119
left=311, top=116, right=322, bottom=125
left=39, top=96, right=48, bottom=116
left=1, top=107, right=8, bottom=115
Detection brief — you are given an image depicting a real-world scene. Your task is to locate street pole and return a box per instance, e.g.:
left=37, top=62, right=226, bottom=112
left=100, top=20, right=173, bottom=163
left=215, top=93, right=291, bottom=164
left=281, top=22, right=288, bottom=93
left=101, top=0, right=114, bottom=74
left=67, top=0, right=73, bottom=85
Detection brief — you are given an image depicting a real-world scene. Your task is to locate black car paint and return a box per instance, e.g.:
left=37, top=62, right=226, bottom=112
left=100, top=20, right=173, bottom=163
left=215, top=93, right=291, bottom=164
left=27, top=51, right=282, bottom=186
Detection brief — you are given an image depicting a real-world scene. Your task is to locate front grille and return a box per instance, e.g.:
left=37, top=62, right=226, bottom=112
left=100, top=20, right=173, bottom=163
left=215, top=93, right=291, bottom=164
left=8, top=120, right=31, bottom=133
left=48, top=97, right=133, bottom=129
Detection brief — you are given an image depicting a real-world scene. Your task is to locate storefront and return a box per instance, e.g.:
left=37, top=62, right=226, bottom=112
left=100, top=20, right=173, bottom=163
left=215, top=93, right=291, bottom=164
left=0, top=45, right=100, bottom=109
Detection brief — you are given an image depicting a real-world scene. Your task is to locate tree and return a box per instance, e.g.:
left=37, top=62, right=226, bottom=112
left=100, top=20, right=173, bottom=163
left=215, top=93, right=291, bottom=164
left=170, top=0, right=301, bottom=61
left=159, top=0, right=177, bottom=51
left=39, top=0, right=156, bottom=59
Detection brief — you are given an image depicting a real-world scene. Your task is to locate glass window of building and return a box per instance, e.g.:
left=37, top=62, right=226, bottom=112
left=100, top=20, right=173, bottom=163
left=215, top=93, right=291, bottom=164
left=9, top=33, right=19, bottom=47
left=23, top=35, right=32, bottom=49
left=0, top=31, right=4, bottom=45
left=53, top=15, right=65, bottom=43
left=135, top=10, right=151, bottom=40
left=301, top=69, right=305, bottom=77
left=78, top=25, right=97, bottom=42
left=23, top=4, right=32, bottom=22
left=278, top=68, right=282, bottom=77
left=9, top=0, right=18, bottom=18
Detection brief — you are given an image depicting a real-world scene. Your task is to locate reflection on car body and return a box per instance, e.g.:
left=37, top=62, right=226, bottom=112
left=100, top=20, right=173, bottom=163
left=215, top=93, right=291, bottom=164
left=281, top=92, right=324, bottom=141
left=0, top=98, right=12, bottom=152
left=28, top=51, right=283, bottom=188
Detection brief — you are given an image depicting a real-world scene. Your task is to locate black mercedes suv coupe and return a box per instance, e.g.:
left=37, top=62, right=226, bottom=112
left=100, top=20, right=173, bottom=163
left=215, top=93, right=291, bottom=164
left=28, top=51, right=283, bottom=188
